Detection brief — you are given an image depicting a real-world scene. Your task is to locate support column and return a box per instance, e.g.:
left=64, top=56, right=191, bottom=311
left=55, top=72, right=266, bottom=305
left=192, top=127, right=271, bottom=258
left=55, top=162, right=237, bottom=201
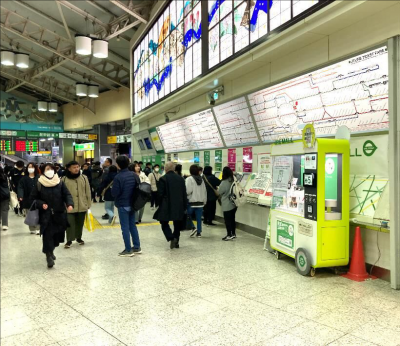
left=388, top=36, right=400, bottom=290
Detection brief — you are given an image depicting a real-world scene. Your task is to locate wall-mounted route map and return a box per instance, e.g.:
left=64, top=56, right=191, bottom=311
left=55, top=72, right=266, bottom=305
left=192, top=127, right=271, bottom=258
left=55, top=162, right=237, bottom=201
left=157, top=109, right=224, bottom=153
left=213, top=97, right=260, bottom=146
left=248, top=47, right=389, bottom=142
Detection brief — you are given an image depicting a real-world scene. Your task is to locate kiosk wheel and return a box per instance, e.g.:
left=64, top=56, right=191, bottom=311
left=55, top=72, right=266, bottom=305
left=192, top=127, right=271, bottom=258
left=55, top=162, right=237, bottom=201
left=275, top=251, right=281, bottom=260
left=310, top=267, right=316, bottom=277
left=295, top=248, right=312, bottom=276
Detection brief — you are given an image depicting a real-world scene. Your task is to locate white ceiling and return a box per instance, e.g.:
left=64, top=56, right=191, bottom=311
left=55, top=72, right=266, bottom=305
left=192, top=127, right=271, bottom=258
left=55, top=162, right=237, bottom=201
left=0, top=0, right=155, bottom=105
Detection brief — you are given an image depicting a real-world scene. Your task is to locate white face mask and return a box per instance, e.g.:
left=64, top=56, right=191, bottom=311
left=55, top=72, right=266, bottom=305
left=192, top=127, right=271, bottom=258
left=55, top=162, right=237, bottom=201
left=45, top=170, right=55, bottom=179
left=154, top=168, right=159, bottom=172
left=28, top=168, right=35, bottom=174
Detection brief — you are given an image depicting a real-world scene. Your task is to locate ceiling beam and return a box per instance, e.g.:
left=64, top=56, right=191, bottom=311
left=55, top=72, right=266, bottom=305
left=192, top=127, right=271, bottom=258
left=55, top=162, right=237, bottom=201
left=56, top=1, right=73, bottom=43
left=105, top=19, right=141, bottom=40
left=1, top=8, right=129, bottom=89
left=109, top=0, right=148, bottom=24
left=85, top=0, right=116, bottom=17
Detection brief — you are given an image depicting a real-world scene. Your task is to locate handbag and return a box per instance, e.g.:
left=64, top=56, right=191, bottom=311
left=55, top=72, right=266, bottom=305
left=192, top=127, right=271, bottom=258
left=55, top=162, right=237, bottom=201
left=8, top=178, right=19, bottom=209
left=24, top=201, right=40, bottom=227
left=203, top=175, right=221, bottom=205
left=84, top=209, right=95, bottom=232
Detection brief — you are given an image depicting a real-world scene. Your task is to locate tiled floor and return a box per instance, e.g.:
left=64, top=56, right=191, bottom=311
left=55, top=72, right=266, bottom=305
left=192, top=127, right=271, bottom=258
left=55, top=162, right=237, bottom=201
left=1, top=204, right=400, bottom=346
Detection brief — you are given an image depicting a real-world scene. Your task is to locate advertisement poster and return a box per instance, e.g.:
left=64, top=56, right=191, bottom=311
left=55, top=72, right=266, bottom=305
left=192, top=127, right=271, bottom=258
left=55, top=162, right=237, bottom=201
left=204, top=151, right=211, bottom=166
left=325, top=154, right=338, bottom=200
left=249, top=172, right=272, bottom=195
left=228, top=162, right=236, bottom=171
left=228, top=149, right=236, bottom=163
left=258, top=153, right=272, bottom=173
left=215, top=163, right=222, bottom=171
left=215, top=149, right=222, bottom=163
left=243, top=147, right=253, bottom=172
left=276, top=219, right=295, bottom=249
left=271, top=156, right=293, bottom=209
left=194, top=151, right=200, bottom=164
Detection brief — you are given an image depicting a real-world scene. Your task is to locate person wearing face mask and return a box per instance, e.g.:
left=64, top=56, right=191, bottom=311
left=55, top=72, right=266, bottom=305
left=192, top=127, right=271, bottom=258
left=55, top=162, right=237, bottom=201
left=130, top=162, right=150, bottom=224
left=29, top=163, right=74, bottom=268
left=62, top=161, right=92, bottom=248
left=149, top=164, right=161, bottom=210
left=10, top=160, right=25, bottom=216
left=17, top=163, right=40, bottom=234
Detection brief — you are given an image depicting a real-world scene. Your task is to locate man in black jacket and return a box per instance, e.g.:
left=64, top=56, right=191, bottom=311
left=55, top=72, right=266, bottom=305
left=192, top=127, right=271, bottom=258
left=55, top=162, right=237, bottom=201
left=10, top=160, right=25, bottom=216
left=154, top=162, right=187, bottom=249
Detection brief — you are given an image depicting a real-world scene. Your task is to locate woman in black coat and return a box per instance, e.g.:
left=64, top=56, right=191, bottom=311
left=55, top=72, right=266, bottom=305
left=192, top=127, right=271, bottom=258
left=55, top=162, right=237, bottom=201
left=98, top=165, right=118, bottom=224
left=30, top=163, right=74, bottom=268
left=203, top=166, right=221, bottom=225
left=17, top=162, right=40, bottom=234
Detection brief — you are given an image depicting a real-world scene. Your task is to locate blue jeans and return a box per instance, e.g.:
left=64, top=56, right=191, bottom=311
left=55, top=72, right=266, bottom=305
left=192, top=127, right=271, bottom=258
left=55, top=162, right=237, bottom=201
left=187, top=205, right=203, bottom=234
left=105, top=201, right=115, bottom=222
left=118, top=207, right=140, bottom=251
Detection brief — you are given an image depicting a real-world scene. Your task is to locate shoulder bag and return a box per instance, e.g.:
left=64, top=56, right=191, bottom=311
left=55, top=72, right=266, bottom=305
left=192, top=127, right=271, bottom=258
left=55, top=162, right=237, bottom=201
left=203, top=175, right=221, bottom=205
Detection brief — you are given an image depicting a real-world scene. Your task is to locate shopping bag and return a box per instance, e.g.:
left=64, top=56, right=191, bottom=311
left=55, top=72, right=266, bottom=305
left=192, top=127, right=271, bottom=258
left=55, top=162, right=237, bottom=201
left=9, top=190, right=19, bottom=209
left=24, top=201, right=40, bottom=227
left=84, top=209, right=95, bottom=232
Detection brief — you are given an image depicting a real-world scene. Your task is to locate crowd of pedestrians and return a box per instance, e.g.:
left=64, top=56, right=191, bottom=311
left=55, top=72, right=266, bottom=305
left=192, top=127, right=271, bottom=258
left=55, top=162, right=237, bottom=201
left=0, top=157, right=239, bottom=267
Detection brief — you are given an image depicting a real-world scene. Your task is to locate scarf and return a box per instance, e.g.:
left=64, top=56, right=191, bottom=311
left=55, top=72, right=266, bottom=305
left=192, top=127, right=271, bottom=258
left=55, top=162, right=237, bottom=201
left=66, top=170, right=81, bottom=180
left=38, top=174, right=61, bottom=188
left=192, top=175, right=203, bottom=186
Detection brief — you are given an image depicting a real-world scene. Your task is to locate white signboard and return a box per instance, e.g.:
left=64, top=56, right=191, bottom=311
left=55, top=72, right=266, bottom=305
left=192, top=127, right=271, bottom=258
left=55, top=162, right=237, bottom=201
left=149, top=129, right=164, bottom=152
left=213, top=97, right=259, bottom=146
left=157, top=109, right=224, bottom=153
left=248, top=47, right=388, bottom=142
left=258, top=153, right=272, bottom=173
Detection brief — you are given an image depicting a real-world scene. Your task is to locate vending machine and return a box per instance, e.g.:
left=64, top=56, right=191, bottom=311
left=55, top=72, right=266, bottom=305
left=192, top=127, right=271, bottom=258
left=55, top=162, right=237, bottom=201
left=269, top=138, right=350, bottom=276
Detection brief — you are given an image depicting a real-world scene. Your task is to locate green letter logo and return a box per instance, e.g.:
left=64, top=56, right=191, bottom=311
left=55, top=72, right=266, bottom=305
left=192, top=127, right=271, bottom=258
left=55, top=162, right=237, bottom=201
left=363, top=140, right=377, bottom=157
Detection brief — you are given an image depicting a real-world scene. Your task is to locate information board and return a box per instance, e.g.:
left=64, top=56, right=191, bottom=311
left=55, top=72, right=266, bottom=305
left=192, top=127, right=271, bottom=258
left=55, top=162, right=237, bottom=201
left=149, top=128, right=164, bottom=153
left=157, top=109, right=223, bottom=153
left=16, top=140, right=38, bottom=152
left=0, top=140, right=11, bottom=151
left=213, top=97, right=259, bottom=146
left=248, top=47, right=389, bottom=142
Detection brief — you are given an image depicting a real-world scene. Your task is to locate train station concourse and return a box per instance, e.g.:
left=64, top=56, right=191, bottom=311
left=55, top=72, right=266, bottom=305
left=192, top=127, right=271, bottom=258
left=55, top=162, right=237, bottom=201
left=1, top=1, right=400, bottom=346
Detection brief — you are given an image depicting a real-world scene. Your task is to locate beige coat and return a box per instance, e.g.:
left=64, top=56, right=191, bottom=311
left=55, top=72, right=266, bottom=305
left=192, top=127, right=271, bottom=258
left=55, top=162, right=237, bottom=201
left=62, top=175, right=91, bottom=213
left=148, top=172, right=161, bottom=191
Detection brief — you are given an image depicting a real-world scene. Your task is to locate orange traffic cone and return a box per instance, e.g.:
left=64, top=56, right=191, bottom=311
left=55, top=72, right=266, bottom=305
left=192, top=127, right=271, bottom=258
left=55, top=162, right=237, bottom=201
left=342, top=226, right=376, bottom=282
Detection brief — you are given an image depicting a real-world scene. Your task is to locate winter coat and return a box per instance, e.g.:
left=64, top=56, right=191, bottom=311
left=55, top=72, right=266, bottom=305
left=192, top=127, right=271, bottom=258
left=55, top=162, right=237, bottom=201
left=82, top=169, right=92, bottom=185
left=143, top=167, right=152, bottom=176
left=185, top=175, right=207, bottom=207
left=155, top=171, right=187, bottom=222
left=136, top=171, right=150, bottom=184
left=218, top=178, right=236, bottom=212
left=10, top=168, right=24, bottom=192
left=0, top=177, right=10, bottom=201
left=149, top=172, right=161, bottom=192
left=61, top=174, right=91, bottom=213
left=203, top=174, right=221, bottom=202
left=29, top=180, right=74, bottom=233
left=99, top=171, right=117, bottom=202
left=91, top=165, right=103, bottom=190
left=17, top=175, right=39, bottom=209
left=111, top=169, right=137, bottom=208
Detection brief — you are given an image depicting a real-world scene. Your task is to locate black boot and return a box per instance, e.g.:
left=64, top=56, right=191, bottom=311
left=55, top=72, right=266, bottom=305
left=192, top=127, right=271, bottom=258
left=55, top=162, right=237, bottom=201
left=50, top=252, right=56, bottom=260
left=46, top=253, right=55, bottom=268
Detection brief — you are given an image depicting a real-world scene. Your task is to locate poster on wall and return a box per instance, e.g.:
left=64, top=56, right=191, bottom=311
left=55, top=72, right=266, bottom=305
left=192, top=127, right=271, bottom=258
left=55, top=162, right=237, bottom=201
left=194, top=151, right=200, bottom=164
left=248, top=47, right=389, bottom=142
left=204, top=151, right=211, bottom=166
left=243, top=147, right=253, bottom=172
left=258, top=153, right=272, bottom=173
left=0, top=91, right=63, bottom=131
left=228, top=149, right=236, bottom=163
left=271, top=156, right=293, bottom=209
left=215, top=150, right=222, bottom=163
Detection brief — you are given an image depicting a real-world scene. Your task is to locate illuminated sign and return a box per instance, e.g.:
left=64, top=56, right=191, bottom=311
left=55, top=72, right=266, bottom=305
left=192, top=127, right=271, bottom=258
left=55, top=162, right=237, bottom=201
left=75, top=143, right=94, bottom=151
left=0, top=140, right=11, bottom=151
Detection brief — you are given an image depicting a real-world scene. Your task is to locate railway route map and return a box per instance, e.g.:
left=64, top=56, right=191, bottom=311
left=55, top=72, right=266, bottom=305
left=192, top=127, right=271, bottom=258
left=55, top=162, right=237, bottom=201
left=156, top=109, right=224, bottom=153
left=213, top=97, right=260, bottom=146
left=248, top=47, right=389, bottom=142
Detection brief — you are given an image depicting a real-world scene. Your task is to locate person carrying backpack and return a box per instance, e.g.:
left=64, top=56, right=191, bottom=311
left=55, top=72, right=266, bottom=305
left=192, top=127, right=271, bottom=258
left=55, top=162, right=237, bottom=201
left=218, top=166, right=238, bottom=241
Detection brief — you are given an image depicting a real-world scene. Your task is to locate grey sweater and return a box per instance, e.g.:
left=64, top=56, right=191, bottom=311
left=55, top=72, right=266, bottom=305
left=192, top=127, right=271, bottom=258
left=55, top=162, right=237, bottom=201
left=218, top=179, right=236, bottom=212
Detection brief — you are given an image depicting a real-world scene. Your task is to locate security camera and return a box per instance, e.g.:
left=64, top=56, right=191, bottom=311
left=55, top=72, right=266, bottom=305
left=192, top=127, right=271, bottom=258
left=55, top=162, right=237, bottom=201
left=165, top=114, right=170, bottom=123
left=207, top=85, right=224, bottom=105
left=207, top=93, right=215, bottom=106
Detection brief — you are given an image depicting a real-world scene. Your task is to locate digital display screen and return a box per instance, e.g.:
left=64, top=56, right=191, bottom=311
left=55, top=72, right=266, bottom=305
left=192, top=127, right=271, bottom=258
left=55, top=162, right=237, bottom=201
left=137, top=140, right=145, bottom=151
left=143, top=137, right=153, bottom=150
left=0, top=140, right=11, bottom=151
left=15, top=140, right=38, bottom=152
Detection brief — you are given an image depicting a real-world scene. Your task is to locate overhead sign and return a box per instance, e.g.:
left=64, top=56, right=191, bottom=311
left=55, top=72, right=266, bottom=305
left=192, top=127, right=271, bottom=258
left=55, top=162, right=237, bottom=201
left=1, top=130, right=26, bottom=137
left=107, top=136, right=117, bottom=144
left=75, top=143, right=94, bottom=151
left=59, top=133, right=97, bottom=140
left=27, top=131, right=59, bottom=138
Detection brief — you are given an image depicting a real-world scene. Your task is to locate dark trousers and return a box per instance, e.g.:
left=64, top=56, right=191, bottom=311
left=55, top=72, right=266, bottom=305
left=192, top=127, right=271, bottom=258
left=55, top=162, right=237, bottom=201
left=1, top=199, right=9, bottom=226
left=160, top=220, right=184, bottom=242
left=150, top=191, right=158, bottom=208
left=66, top=212, right=86, bottom=242
left=223, top=208, right=237, bottom=236
left=204, top=200, right=217, bottom=223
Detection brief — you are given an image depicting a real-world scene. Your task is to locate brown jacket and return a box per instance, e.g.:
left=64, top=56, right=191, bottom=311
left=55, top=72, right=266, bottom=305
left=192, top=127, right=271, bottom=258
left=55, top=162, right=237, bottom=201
left=62, top=175, right=91, bottom=213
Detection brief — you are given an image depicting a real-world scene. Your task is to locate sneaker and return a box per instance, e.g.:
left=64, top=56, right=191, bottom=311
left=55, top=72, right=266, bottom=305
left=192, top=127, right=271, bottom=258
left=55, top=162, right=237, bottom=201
left=64, top=241, right=72, bottom=248
left=118, top=250, right=134, bottom=257
left=110, top=216, right=117, bottom=226
left=175, top=242, right=180, bottom=249
left=151, top=207, right=155, bottom=210
left=222, top=235, right=234, bottom=241
left=170, top=238, right=178, bottom=249
left=196, top=233, right=202, bottom=238
left=77, top=239, right=85, bottom=245
left=2, top=226, right=8, bottom=231
left=46, top=253, right=54, bottom=268
left=231, top=234, right=237, bottom=239
left=102, top=214, right=110, bottom=220
left=133, top=247, right=142, bottom=254
left=190, top=228, right=197, bottom=237
left=36, top=230, right=40, bottom=235
left=30, top=230, right=36, bottom=234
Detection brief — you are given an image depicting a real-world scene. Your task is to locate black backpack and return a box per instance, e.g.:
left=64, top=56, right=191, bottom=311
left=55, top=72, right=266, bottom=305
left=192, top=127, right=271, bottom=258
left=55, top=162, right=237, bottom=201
left=131, top=174, right=152, bottom=211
